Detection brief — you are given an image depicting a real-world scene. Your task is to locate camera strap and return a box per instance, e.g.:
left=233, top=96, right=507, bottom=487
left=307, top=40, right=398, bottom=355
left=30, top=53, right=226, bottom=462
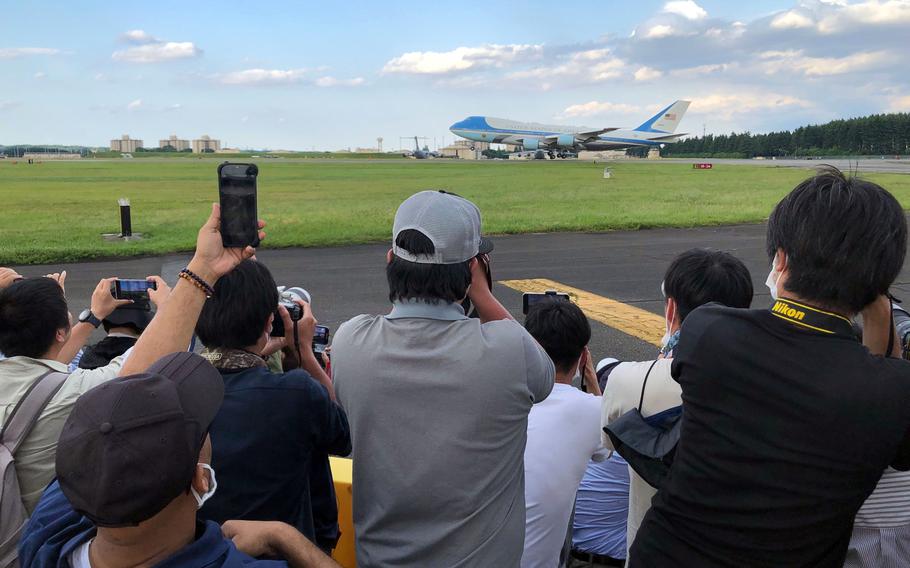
left=769, top=298, right=854, bottom=339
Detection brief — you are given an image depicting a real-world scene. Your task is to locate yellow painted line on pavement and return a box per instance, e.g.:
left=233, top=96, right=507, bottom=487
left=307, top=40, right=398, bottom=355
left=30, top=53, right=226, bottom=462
left=499, top=278, right=665, bottom=346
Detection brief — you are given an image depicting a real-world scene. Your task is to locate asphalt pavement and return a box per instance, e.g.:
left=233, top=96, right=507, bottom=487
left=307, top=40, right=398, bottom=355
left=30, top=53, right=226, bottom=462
left=13, top=220, right=910, bottom=363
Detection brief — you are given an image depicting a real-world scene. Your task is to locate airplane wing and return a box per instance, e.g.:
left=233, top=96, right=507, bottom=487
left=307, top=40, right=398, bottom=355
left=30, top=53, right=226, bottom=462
left=543, top=128, right=619, bottom=144
left=576, top=127, right=620, bottom=139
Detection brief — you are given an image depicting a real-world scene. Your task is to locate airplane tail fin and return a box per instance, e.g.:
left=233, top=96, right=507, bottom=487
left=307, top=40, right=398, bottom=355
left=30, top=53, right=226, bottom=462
left=635, top=100, right=690, bottom=133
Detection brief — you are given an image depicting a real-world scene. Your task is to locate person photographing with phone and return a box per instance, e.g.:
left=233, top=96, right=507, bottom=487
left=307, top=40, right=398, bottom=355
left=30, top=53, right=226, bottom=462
left=520, top=298, right=606, bottom=568
left=5, top=195, right=265, bottom=566
left=77, top=277, right=172, bottom=370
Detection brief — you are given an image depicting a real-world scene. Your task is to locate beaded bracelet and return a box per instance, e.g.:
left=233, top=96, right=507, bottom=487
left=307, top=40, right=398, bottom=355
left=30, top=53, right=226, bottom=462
left=179, top=268, right=215, bottom=298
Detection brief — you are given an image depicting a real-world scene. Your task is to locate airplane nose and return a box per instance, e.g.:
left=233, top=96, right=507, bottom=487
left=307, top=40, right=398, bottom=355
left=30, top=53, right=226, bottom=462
left=449, top=118, right=467, bottom=132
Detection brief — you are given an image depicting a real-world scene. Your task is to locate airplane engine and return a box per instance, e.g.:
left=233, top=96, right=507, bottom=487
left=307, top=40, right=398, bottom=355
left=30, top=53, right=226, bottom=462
left=556, top=134, right=577, bottom=148
left=523, top=138, right=540, bottom=151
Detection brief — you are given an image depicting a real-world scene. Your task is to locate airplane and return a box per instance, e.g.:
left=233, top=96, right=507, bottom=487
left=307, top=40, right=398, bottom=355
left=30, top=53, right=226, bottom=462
left=402, top=136, right=436, bottom=159
left=449, top=100, right=690, bottom=158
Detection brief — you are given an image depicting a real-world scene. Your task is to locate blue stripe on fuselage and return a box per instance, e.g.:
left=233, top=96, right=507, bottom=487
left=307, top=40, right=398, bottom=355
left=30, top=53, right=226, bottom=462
left=451, top=128, right=661, bottom=147
left=449, top=117, right=662, bottom=146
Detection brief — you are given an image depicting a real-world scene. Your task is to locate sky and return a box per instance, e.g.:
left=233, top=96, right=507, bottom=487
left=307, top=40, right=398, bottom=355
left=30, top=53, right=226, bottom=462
left=2, top=0, right=909, bottom=150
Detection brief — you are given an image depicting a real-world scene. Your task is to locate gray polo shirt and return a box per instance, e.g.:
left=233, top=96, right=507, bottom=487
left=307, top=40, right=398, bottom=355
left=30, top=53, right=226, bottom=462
left=333, top=300, right=555, bottom=567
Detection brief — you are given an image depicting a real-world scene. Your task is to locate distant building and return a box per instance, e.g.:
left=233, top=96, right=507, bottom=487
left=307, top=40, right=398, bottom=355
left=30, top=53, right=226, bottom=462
left=354, top=147, right=381, bottom=153
left=159, top=135, right=190, bottom=151
left=439, top=140, right=488, bottom=160
left=192, top=135, right=221, bottom=153
left=111, top=135, right=143, bottom=153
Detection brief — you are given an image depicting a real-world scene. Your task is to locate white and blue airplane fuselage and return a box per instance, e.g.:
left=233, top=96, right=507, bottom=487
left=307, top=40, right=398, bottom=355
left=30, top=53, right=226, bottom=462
left=450, top=100, right=690, bottom=152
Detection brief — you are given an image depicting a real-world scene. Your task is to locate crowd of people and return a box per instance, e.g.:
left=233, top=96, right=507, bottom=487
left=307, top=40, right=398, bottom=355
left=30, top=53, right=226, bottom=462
left=1, top=167, right=910, bottom=568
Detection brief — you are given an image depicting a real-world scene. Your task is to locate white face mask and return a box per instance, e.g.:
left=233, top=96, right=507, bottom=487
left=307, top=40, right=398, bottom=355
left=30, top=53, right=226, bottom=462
left=765, top=254, right=784, bottom=300
left=572, top=361, right=582, bottom=384
left=191, top=463, right=218, bottom=509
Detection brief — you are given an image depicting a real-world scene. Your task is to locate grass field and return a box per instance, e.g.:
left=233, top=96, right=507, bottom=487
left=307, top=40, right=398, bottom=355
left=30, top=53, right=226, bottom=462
left=3, top=159, right=910, bottom=265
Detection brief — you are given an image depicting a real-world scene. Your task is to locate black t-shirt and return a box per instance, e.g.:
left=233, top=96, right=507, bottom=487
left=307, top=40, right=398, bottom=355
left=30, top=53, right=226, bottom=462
left=631, top=301, right=910, bottom=568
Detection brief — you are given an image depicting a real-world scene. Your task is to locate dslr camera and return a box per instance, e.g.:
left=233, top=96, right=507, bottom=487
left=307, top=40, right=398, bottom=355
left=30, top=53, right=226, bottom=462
left=271, top=286, right=311, bottom=337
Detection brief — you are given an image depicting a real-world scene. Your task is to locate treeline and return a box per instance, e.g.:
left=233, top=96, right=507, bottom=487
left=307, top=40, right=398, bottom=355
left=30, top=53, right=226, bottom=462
left=628, top=112, right=910, bottom=158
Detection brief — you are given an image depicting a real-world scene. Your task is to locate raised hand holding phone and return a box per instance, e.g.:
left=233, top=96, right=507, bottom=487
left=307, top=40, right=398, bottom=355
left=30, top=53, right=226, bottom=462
left=218, top=163, right=260, bottom=248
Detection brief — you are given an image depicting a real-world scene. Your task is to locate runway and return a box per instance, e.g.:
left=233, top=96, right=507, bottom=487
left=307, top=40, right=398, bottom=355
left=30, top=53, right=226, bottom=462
left=14, top=221, right=910, bottom=363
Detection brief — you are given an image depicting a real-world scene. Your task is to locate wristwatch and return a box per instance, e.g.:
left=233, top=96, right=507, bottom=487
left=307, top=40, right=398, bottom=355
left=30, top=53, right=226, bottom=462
left=78, top=309, right=102, bottom=328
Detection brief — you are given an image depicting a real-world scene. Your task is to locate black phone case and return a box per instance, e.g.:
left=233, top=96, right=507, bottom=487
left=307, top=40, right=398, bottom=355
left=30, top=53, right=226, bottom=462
left=218, top=162, right=260, bottom=248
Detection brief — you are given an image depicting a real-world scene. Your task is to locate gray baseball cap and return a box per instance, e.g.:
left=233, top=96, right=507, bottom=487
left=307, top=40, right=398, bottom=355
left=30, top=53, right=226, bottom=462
left=392, top=190, right=493, bottom=264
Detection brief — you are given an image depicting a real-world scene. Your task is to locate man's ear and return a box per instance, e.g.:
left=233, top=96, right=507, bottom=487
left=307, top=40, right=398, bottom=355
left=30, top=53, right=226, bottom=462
left=667, top=297, right=682, bottom=331
left=264, top=312, right=275, bottom=337
left=774, top=248, right=788, bottom=272
left=386, top=249, right=394, bottom=265
left=191, top=463, right=209, bottom=494
left=55, top=327, right=68, bottom=344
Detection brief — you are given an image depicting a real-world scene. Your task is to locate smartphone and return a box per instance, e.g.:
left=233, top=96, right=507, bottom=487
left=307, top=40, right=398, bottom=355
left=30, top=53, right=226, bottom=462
left=312, top=325, right=330, bottom=353
left=111, top=279, right=157, bottom=305
left=522, top=291, right=571, bottom=315
left=218, top=162, right=260, bottom=248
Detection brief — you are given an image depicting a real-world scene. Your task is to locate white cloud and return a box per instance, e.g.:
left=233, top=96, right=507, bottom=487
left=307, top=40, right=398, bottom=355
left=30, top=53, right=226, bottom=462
left=645, top=24, right=678, bottom=38
left=214, top=68, right=364, bottom=87
left=218, top=68, right=308, bottom=85
left=33, top=72, right=46, bottom=79
left=663, top=0, right=708, bottom=20
left=559, top=101, right=646, bottom=119
left=165, top=103, right=182, bottom=111
left=689, top=92, right=812, bottom=116
left=888, top=95, right=910, bottom=111
left=382, top=44, right=543, bottom=74
left=0, top=47, right=60, bottom=59
left=671, top=63, right=736, bottom=77
left=771, top=10, right=814, bottom=29
left=314, top=76, right=366, bottom=87
left=120, top=29, right=158, bottom=44
left=113, top=41, right=201, bottom=63
left=761, top=49, right=891, bottom=76
left=817, top=0, right=910, bottom=33
left=634, top=66, right=663, bottom=81
left=507, top=48, right=626, bottom=83
left=127, top=99, right=142, bottom=110
left=0, top=100, right=21, bottom=111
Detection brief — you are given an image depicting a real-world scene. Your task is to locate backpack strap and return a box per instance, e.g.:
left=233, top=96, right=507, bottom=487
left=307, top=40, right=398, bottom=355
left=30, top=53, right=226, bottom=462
left=637, top=360, right=660, bottom=412
left=1, top=371, right=68, bottom=455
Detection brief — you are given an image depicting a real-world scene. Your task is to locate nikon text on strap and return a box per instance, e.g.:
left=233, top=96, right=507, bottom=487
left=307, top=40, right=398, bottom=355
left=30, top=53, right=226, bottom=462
left=770, top=298, right=855, bottom=338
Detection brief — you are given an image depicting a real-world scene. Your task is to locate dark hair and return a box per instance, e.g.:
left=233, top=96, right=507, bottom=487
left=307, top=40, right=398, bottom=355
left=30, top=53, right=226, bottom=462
left=766, top=168, right=906, bottom=313
left=524, top=300, right=591, bottom=373
left=387, top=229, right=472, bottom=304
left=196, top=260, right=278, bottom=349
left=664, top=248, right=753, bottom=322
left=0, top=278, right=70, bottom=358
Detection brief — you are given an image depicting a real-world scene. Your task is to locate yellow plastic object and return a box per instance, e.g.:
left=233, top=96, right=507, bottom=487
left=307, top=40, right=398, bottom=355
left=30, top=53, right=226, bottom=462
left=330, top=457, right=356, bottom=567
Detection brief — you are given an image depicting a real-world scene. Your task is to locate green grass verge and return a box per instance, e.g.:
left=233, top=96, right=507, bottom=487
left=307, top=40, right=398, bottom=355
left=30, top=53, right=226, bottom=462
left=2, top=159, right=908, bottom=265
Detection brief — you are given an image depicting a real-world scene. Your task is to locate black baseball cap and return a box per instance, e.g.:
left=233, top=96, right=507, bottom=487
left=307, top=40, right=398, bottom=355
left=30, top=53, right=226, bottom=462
left=103, top=306, right=153, bottom=332
left=56, top=352, right=224, bottom=527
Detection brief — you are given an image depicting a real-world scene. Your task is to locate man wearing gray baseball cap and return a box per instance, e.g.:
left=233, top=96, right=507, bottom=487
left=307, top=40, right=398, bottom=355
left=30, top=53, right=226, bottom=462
left=332, top=190, right=555, bottom=567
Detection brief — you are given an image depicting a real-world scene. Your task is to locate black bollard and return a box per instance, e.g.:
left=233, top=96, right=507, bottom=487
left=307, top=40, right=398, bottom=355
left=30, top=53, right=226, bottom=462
left=119, top=198, right=132, bottom=237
